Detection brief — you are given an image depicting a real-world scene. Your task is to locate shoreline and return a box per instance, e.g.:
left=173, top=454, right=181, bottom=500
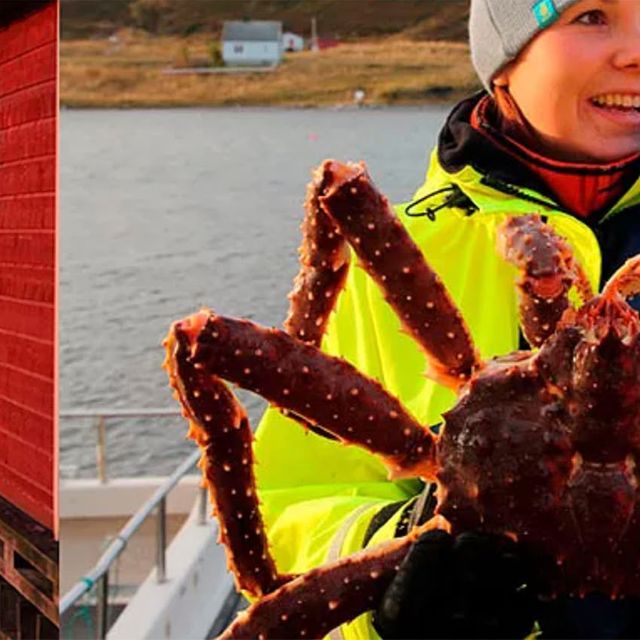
left=60, top=101, right=460, bottom=111
left=61, top=35, right=479, bottom=109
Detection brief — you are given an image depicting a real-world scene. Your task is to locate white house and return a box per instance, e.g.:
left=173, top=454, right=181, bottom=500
left=221, top=21, right=282, bottom=67
left=282, top=31, right=304, bottom=52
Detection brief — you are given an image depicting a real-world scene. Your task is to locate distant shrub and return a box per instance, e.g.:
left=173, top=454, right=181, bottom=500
left=182, top=23, right=203, bottom=37
left=209, top=41, right=223, bottom=67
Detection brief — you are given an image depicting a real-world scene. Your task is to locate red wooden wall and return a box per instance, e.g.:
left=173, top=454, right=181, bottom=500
left=0, top=2, right=57, bottom=531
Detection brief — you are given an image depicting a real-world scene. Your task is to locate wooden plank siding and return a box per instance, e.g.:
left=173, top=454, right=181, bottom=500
left=0, top=1, right=56, bottom=532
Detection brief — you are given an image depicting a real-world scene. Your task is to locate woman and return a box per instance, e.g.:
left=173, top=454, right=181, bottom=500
left=253, top=0, right=640, bottom=637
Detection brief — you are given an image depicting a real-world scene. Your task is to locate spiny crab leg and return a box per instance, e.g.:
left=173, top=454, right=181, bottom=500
left=311, top=160, right=480, bottom=390
left=281, top=170, right=351, bottom=434
left=284, top=166, right=350, bottom=348
left=168, top=311, right=437, bottom=481
left=220, top=518, right=448, bottom=640
left=164, top=329, right=286, bottom=597
left=497, top=215, right=594, bottom=347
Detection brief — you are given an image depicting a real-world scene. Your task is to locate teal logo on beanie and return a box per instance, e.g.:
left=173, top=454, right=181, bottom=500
left=532, top=0, right=560, bottom=27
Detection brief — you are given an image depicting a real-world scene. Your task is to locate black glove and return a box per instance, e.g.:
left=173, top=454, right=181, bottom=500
left=373, top=530, right=540, bottom=639
left=537, top=593, right=640, bottom=639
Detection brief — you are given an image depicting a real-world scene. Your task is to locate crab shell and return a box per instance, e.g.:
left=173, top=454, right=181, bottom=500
left=437, top=287, right=640, bottom=597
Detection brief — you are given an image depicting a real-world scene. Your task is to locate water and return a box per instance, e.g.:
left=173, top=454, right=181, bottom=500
left=60, top=106, right=451, bottom=478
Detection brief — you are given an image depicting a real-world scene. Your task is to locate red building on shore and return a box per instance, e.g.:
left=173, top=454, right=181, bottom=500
left=0, top=1, right=58, bottom=637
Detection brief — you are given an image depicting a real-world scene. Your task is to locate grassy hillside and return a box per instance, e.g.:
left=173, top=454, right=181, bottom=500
left=61, top=0, right=469, bottom=41
left=60, top=1, right=476, bottom=108
left=60, top=35, right=478, bottom=108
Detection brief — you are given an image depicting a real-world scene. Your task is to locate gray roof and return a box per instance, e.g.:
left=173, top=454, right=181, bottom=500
left=222, top=21, right=282, bottom=43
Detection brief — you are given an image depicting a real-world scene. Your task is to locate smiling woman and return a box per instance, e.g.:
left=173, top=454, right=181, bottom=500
left=238, top=0, right=640, bottom=638
left=492, top=0, right=640, bottom=162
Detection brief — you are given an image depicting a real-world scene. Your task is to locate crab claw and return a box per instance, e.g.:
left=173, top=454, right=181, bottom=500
left=602, top=256, right=640, bottom=302
left=498, top=215, right=594, bottom=347
left=570, top=256, right=640, bottom=345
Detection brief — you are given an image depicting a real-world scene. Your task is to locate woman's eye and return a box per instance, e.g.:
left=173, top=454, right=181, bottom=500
left=573, top=9, right=607, bottom=25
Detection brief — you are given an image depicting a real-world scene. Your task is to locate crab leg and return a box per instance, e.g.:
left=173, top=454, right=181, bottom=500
left=168, top=310, right=437, bottom=480
left=164, top=329, right=286, bottom=597
left=281, top=169, right=351, bottom=434
left=220, top=518, right=448, bottom=640
left=285, top=165, right=350, bottom=348
left=497, top=215, right=594, bottom=347
left=316, top=160, right=480, bottom=389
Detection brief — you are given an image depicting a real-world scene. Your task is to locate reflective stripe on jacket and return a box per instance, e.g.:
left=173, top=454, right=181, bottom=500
left=253, top=98, right=640, bottom=639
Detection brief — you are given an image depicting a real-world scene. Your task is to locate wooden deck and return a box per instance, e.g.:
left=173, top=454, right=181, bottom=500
left=0, top=496, right=58, bottom=639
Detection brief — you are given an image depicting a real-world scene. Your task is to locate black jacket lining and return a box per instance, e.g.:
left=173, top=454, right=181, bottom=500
left=438, top=91, right=640, bottom=217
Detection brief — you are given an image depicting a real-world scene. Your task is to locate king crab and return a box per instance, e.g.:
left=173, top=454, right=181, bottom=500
left=163, top=160, right=640, bottom=639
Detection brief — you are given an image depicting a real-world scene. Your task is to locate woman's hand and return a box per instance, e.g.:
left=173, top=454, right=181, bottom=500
left=373, top=530, right=539, bottom=639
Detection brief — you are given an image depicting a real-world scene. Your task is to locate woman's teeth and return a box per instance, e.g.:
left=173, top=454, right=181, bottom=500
left=591, top=94, right=640, bottom=110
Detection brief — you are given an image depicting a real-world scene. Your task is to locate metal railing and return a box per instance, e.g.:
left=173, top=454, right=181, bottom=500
left=60, top=408, right=209, bottom=638
left=60, top=408, right=185, bottom=482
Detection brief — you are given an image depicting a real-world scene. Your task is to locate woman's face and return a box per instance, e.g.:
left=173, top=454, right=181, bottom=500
left=494, top=0, right=640, bottom=163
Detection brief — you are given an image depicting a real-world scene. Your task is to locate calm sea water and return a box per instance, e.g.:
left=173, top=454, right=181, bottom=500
left=60, top=106, right=450, bottom=478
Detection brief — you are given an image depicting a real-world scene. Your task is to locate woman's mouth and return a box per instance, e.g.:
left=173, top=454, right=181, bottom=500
left=591, top=93, right=640, bottom=109
left=589, top=93, right=640, bottom=126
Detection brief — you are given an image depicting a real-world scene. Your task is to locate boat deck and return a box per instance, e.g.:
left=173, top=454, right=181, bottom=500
left=60, top=514, right=187, bottom=596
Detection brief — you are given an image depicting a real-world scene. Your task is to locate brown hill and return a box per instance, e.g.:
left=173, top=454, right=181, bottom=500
left=61, top=0, right=469, bottom=41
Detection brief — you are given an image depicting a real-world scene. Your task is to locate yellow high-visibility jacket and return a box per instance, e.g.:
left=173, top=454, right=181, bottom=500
left=253, top=95, right=640, bottom=639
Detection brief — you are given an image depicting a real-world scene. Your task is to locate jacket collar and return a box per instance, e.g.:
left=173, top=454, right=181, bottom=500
left=432, top=92, right=640, bottom=220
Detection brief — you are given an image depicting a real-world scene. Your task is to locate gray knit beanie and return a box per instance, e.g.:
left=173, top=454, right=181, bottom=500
left=469, top=0, right=582, bottom=91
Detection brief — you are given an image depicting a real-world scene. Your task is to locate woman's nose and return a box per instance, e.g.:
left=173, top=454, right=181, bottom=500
left=612, top=11, right=640, bottom=71
left=612, top=35, right=640, bottom=71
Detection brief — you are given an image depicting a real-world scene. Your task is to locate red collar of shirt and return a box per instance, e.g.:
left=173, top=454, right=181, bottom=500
left=470, top=93, right=640, bottom=218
